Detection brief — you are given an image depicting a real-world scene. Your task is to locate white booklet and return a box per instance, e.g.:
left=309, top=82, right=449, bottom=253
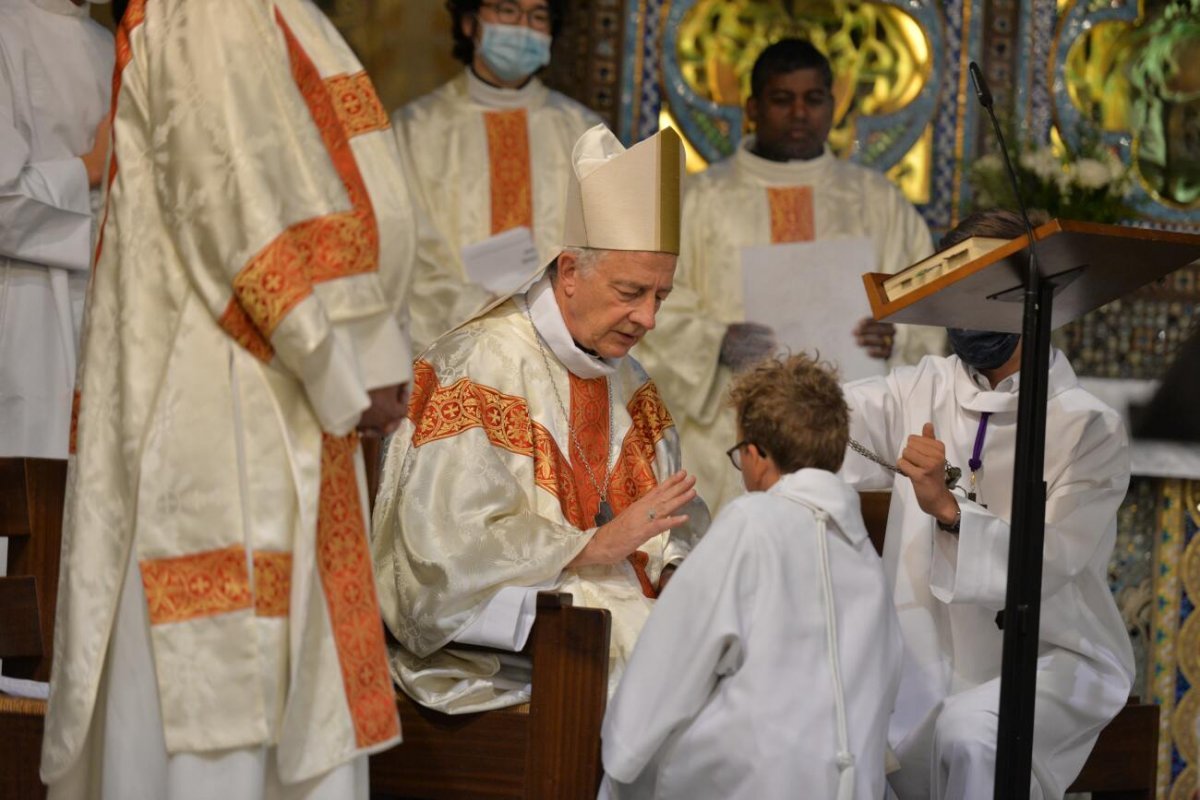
left=740, top=236, right=887, bottom=381
left=460, top=226, right=542, bottom=297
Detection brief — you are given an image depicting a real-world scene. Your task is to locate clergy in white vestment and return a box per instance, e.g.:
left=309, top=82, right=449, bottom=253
left=0, top=0, right=112, bottom=460
left=600, top=354, right=902, bottom=800
left=392, top=0, right=604, bottom=348
left=41, top=1, right=420, bottom=797
left=635, top=39, right=942, bottom=514
left=840, top=211, right=1135, bottom=800
left=372, top=124, right=711, bottom=714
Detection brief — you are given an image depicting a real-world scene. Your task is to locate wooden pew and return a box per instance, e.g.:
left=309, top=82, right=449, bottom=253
left=859, top=491, right=1160, bottom=800
left=369, top=593, right=611, bottom=800
left=0, top=457, right=68, bottom=800
left=0, top=458, right=67, bottom=682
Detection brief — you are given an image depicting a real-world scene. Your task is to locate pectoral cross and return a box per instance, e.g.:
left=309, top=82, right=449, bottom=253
left=595, top=500, right=614, bottom=526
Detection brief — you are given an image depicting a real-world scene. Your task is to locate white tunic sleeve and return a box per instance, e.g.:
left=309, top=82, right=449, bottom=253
left=930, top=409, right=1131, bottom=607
left=0, top=49, right=92, bottom=272
left=840, top=369, right=915, bottom=490
left=601, top=504, right=755, bottom=785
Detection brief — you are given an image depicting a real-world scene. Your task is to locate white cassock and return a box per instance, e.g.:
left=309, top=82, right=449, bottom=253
left=371, top=272, right=710, bottom=714
left=393, top=69, right=602, bottom=347
left=841, top=351, right=1135, bottom=800
left=600, top=469, right=902, bottom=800
left=635, top=138, right=941, bottom=514
left=0, top=0, right=112, bottom=459
left=42, top=1, right=416, bottom=797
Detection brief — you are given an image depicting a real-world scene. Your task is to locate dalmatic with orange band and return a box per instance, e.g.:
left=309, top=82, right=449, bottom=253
left=392, top=69, right=604, bottom=349
left=636, top=136, right=943, bottom=516
left=43, top=0, right=420, bottom=792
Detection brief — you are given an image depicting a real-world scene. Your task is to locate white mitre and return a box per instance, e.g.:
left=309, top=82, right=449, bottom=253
left=562, top=124, right=684, bottom=255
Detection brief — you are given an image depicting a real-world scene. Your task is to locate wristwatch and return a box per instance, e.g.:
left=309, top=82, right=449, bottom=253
left=936, top=506, right=962, bottom=534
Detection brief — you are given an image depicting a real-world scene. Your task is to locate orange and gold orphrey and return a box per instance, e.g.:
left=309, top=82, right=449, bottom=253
left=316, top=433, right=401, bottom=748
left=767, top=185, right=816, bottom=243
left=483, top=109, right=534, bottom=235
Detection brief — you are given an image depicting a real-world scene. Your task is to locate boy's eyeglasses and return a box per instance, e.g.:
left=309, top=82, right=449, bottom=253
left=725, top=440, right=754, bottom=471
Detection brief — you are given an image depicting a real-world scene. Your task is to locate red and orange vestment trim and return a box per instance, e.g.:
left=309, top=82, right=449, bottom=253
left=408, top=361, right=677, bottom=597
left=139, top=547, right=295, bottom=624
left=217, top=13, right=383, bottom=360
left=767, top=185, right=816, bottom=244
left=315, top=433, right=401, bottom=747
left=483, top=109, right=534, bottom=235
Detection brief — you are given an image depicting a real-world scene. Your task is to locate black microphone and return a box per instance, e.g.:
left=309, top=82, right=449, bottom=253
left=969, top=61, right=993, bottom=111
left=968, top=60, right=1039, bottom=269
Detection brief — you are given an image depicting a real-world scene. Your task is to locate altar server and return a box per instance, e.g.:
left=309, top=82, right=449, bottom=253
left=0, top=0, right=113, bottom=459
left=842, top=210, right=1135, bottom=799
left=600, top=353, right=902, bottom=800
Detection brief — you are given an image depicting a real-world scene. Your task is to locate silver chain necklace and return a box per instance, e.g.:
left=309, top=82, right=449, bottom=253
left=525, top=305, right=617, bottom=526
left=848, top=437, right=962, bottom=490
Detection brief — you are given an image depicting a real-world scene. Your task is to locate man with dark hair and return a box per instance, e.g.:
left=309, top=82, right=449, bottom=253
left=841, top=209, right=1134, bottom=799
left=600, top=353, right=902, bottom=799
left=637, top=38, right=942, bottom=514
left=393, top=0, right=602, bottom=348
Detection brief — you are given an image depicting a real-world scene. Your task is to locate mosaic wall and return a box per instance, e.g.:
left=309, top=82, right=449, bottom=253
left=1145, top=479, right=1200, bottom=799
left=617, top=0, right=1200, bottom=381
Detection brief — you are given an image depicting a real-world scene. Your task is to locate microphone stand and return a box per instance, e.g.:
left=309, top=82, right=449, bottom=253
left=969, top=61, right=1056, bottom=799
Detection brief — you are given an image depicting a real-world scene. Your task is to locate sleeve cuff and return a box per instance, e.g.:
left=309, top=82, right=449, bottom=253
left=453, top=576, right=559, bottom=651
left=929, top=501, right=1008, bottom=609
left=293, top=323, right=370, bottom=436
left=337, top=312, right=413, bottom=390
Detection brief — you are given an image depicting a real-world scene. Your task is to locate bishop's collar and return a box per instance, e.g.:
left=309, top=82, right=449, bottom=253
left=522, top=272, right=618, bottom=379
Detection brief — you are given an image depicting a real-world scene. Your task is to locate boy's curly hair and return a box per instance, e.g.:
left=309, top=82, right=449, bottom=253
left=728, top=353, right=849, bottom=474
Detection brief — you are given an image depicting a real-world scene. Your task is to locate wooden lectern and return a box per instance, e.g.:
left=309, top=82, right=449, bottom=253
left=864, top=219, right=1200, bottom=331
left=862, top=218, right=1200, bottom=798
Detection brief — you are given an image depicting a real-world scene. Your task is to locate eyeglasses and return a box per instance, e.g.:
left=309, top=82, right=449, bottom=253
left=480, top=1, right=552, bottom=31
left=726, top=440, right=754, bottom=471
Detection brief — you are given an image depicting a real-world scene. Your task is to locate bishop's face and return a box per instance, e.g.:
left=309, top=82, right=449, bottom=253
left=746, top=68, right=835, bottom=162
left=554, top=249, right=676, bottom=359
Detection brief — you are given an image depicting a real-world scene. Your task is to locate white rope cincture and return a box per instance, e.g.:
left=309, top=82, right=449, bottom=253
left=811, top=506, right=856, bottom=800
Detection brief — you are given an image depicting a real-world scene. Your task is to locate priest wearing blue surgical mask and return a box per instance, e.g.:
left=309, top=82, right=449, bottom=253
left=839, top=209, right=1135, bottom=800
left=391, top=0, right=603, bottom=349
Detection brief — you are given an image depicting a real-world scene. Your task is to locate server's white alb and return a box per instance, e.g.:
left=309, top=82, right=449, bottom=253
left=601, top=469, right=902, bottom=800
left=842, top=352, right=1135, bottom=799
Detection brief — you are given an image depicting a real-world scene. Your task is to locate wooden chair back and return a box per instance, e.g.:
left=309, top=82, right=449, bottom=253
left=369, top=592, right=611, bottom=799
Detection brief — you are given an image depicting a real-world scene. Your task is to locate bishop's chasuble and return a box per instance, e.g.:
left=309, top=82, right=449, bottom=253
left=372, top=273, right=710, bottom=714
left=392, top=69, right=602, bottom=347
left=43, top=0, right=415, bottom=794
left=635, top=140, right=940, bottom=513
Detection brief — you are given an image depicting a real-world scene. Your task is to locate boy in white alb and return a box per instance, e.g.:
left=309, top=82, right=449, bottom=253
left=600, top=354, right=902, bottom=800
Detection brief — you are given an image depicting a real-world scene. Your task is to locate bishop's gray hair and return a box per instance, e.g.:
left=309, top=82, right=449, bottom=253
left=556, top=246, right=605, bottom=276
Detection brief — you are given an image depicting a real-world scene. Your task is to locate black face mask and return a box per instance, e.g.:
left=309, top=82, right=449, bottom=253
left=947, top=329, right=1020, bottom=370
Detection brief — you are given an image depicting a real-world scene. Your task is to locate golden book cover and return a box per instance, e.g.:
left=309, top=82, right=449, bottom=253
left=882, top=237, right=1009, bottom=301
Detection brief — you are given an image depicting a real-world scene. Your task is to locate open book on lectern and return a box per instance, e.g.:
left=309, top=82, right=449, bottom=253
left=862, top=218, right=1200, bottom=333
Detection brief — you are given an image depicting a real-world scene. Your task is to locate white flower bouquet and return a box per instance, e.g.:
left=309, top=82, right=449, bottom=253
left=969, top=140, right=1133, bottom=224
